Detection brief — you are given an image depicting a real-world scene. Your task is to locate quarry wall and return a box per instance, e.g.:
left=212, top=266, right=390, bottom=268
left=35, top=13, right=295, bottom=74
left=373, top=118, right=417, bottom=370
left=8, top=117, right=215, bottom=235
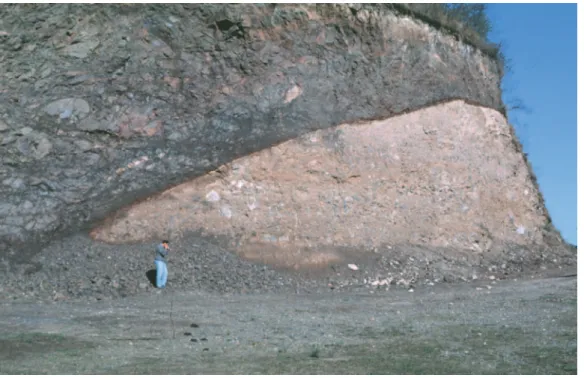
left=1, top=4, right=557, bottom=267
left=91, top=101, right=551, bottom=269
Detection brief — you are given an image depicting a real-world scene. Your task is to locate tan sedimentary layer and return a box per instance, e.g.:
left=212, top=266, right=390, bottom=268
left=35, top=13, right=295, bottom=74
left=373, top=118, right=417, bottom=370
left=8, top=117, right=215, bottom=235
left=91, top=100, right=547, bottom=268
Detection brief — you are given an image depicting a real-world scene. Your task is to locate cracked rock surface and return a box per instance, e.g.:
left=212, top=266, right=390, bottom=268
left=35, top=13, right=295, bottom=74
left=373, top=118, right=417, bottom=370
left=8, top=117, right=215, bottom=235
left=0, top=4, right=502, bottom=262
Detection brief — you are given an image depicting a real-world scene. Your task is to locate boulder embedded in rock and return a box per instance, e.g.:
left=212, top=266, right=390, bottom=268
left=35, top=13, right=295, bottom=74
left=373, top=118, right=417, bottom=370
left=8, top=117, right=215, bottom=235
left=44, top=98, right=90, bottom=120
left=16, top=133, right=53, bottom=160
left=61, top=39, right=100, bottom=59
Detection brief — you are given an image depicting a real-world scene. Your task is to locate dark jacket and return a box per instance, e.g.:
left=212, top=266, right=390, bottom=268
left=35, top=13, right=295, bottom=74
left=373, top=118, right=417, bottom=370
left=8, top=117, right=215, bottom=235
left=155, top=243, right=169, bottom=264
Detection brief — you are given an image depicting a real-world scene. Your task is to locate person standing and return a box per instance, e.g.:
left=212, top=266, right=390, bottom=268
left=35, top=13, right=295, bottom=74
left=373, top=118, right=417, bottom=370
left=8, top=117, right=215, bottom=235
left=154, top=240, right=170, bottom=288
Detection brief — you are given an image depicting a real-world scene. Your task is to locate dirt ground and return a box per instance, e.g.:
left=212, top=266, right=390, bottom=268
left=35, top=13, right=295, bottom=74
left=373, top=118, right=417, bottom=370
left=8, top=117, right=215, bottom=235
left=0, top=274, right=576, bottom=374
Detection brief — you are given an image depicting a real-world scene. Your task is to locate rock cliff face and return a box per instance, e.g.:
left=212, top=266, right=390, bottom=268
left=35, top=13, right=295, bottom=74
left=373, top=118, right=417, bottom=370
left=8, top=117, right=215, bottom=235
left=1, top=3, right=572, bottom=285
left=0, top=4, right=506, bottom=263
left=91, top=100, right=554, bottom=270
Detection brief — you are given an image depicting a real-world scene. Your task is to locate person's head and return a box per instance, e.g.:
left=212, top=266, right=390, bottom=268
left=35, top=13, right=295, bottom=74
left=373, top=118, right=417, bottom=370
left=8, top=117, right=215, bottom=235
left=162, top=239, right=169, bottom=248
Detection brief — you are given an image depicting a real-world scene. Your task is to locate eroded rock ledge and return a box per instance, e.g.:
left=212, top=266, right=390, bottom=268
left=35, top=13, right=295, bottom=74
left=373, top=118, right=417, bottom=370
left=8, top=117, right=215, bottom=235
left=0, top=4, right=503, bottom=262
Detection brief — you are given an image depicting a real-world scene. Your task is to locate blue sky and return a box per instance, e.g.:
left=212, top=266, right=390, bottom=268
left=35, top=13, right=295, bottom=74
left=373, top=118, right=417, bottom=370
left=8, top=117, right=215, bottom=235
left=485, top=4, right=577, bottom=245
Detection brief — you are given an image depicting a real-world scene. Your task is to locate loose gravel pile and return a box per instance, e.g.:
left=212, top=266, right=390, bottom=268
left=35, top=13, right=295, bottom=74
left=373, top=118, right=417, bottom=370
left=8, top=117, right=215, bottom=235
left=1, top=230, right=576, bottom=303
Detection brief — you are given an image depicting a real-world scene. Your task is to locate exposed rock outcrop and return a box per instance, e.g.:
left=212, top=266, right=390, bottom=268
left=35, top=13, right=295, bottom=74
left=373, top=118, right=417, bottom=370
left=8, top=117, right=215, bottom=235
left=90, top=101, right=559, bottom=270
left=0, top=4, right=506, bottom=263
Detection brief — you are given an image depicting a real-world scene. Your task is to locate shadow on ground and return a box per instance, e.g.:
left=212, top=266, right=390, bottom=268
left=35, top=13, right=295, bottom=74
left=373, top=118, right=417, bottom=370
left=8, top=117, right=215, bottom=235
left=145, top=269, right=157, bottom=287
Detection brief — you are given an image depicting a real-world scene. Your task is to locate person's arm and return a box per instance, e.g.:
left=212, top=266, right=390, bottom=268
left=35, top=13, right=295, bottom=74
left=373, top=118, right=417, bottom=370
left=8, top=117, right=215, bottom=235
left=157, top=244, right=168, bottom=257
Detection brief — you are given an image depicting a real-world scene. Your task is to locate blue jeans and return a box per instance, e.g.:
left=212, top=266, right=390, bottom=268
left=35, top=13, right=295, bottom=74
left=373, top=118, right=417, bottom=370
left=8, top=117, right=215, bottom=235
left=154, top=260, right=168, bottom=288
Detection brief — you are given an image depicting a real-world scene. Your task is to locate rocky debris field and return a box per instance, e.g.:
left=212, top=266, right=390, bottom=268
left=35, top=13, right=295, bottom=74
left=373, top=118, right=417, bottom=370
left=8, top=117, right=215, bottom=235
left=1, top=229, right=576, bottom=303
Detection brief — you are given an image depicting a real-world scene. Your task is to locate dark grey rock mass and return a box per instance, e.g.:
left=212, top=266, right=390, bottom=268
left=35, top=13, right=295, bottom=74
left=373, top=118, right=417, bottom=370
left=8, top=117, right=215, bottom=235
left=1, top=4, right=503, bottom=263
